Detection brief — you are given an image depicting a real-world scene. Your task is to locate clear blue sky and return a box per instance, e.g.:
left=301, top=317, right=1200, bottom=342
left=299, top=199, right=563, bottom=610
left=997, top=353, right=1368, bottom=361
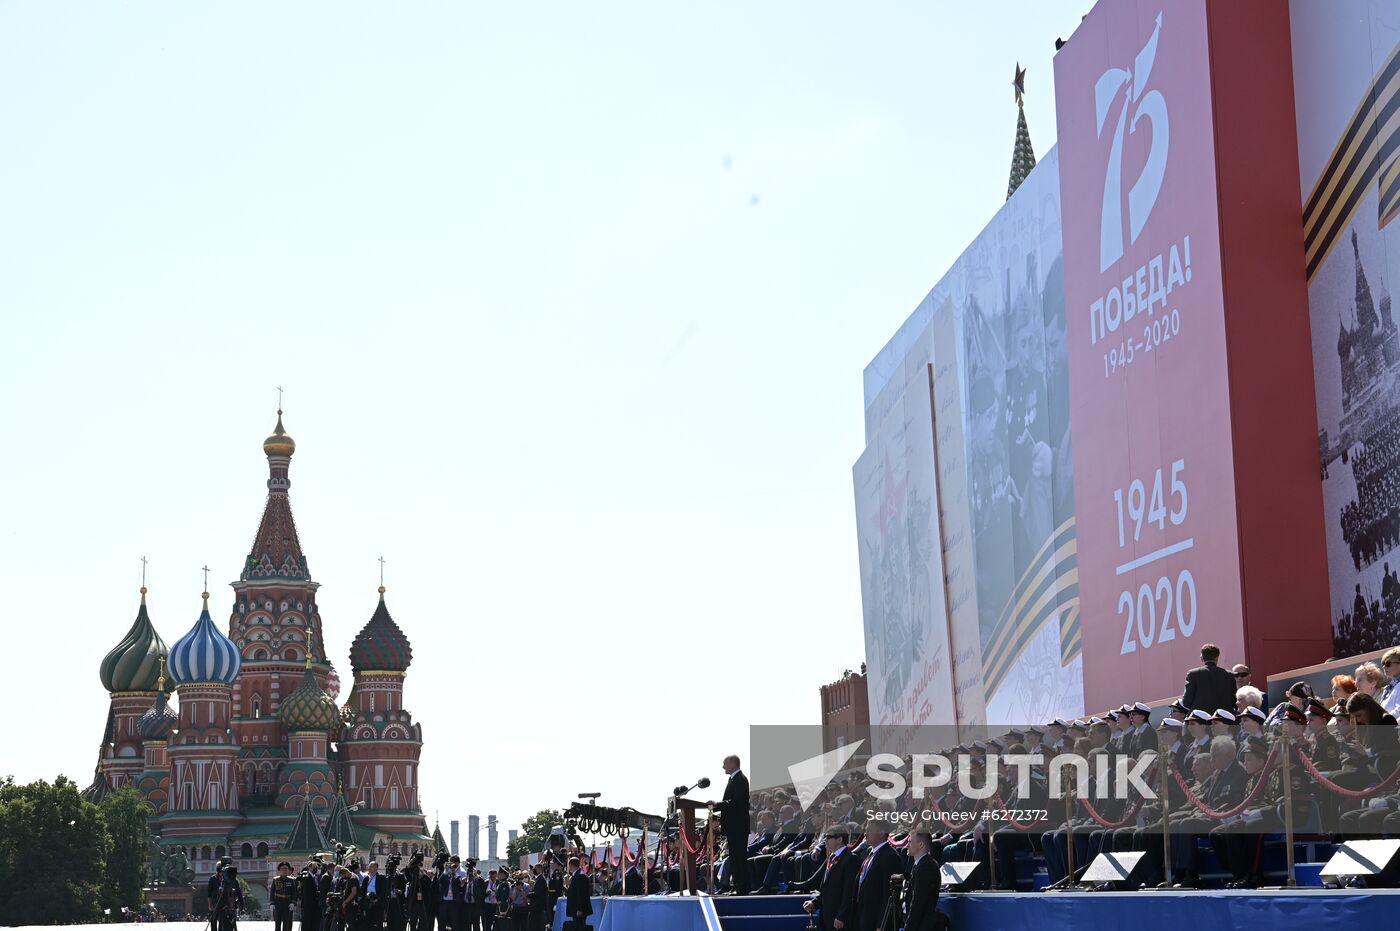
left=0, top=1, right=1089, bottom=842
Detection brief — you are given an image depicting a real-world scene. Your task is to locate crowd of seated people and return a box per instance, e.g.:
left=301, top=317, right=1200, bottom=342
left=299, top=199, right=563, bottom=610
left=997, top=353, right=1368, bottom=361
left=695, top=651, right=1400, bottom=898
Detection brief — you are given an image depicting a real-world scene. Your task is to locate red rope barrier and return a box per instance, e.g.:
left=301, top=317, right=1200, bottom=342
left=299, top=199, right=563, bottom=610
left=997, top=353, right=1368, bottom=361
left=1171, top=749, right=1279, bottom=819
left=1076, top=797, right=1145, bottom=829
left=1292, top=747, right=1400, bottom=798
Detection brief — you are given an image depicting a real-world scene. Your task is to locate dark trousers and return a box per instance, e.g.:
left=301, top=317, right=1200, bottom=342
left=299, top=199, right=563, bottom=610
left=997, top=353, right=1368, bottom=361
left=481, top=906, right=494, bottom=931
left=726, top=836, right=750, bottom=894
left=438, top=902, right=456, bottom=931
left=302, top=904, right=322, bottom=931
left=275, top=906, right=295, bottom=931
left=461, top=902, right=481, bottom=931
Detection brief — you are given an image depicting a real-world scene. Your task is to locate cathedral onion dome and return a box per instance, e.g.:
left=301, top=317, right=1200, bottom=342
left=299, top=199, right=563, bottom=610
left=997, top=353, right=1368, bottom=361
left=137, top=664, right=179, bottom=741
left=263, top=410, right=296, bottom=457
left=279, top=657, right=339, bottom=732
left=100, top=587, right=170, bottom=693
left=169, top=592, right=242, bottom=686
left=324, top=664, right=341, bottom=701
left=348, top=587, right=413, bottom=674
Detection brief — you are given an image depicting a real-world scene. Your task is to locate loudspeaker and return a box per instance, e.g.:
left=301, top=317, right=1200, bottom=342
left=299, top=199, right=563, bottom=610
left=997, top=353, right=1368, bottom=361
left=1079, top=851, right=1151, bottom=885
left=1321, top=839, right=1400, bottom=884
left=939, top=861, right=983, bottom=889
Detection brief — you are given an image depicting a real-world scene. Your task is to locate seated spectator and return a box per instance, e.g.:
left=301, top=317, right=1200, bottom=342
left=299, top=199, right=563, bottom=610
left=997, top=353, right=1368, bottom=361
left=1331, top=674, right=1358, bottom=710
left=1236, top=686, right=1264, bottom=715
left=1357, top=661, right=1389, bottom=698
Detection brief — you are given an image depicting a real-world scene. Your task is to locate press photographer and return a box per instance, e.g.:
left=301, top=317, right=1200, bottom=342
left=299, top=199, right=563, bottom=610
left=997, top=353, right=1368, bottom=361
left=208, top=861, right=243, bottom=931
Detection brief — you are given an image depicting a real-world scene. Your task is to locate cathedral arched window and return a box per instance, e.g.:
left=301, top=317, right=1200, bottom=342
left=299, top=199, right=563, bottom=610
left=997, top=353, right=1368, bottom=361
left=216, top=846, right=226, bottom=859
left=257, top=842, right=269, bottom=858
left=252, top=696, right=262, bottom=719
left=240, top=843, right=253, bottom=859
left=283, top=647, right=300, bottom=661
left=201, top=846, right=211, bottom=861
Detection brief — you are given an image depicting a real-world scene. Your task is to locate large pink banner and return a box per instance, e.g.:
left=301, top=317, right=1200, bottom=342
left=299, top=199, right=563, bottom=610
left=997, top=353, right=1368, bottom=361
left=1054, top=0, right=1244, bottom=712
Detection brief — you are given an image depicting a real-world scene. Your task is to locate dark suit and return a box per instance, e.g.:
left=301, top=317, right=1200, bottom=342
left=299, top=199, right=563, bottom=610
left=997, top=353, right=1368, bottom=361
left=622, top=867, right=644, bottom=896
left=854, top=842, right=901, bottom=931
left=564, top=870, right=591, bottom=930
left=360, top=873, right=387, bottom=931
left=715, top=771, right=752, bottom=893
left=1182, top=661, right=1237, bottom=715
left=902, top=855, right=941, bottom=931
left=807, top=849, right=857, bottom=931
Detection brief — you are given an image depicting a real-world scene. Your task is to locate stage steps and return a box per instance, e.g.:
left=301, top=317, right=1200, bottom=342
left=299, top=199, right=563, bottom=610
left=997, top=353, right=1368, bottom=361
left=712, top=894, right=810, bottom=931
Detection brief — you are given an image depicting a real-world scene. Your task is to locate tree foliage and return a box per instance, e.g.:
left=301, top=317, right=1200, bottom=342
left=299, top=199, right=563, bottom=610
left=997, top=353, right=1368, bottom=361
left=0, top=777, right=158, bottom=925
left=505, top=808, right=563, bottom=862
left=0, top=776, right=113, bottom=925
left=99, top=788, right=154, bottom=912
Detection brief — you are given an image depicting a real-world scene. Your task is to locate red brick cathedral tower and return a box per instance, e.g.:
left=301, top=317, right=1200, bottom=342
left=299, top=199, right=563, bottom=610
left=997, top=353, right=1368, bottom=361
left=227, top=411, right=334, bottom=800
left=341, top=586, right=424, bottom=838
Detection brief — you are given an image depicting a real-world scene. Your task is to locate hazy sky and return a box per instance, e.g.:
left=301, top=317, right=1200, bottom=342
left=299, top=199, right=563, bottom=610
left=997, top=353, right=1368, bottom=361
left=0, top=2, right=1089, bottom=842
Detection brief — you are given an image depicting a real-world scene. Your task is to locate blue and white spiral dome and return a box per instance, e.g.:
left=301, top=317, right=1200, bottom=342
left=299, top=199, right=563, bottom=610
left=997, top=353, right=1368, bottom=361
left=168, top=594, right=242, bottom=686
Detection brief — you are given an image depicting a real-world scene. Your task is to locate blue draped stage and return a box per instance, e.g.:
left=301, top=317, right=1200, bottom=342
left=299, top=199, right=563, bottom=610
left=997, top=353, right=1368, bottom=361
left=554, top=889, right=1400, bottom=931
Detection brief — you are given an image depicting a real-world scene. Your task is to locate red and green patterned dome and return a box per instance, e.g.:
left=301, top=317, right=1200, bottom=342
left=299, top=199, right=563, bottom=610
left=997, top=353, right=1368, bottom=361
left=100, top=588, right=170, bottom=693
left=279, top=659, right=339, bottom=732
left=348, top=588, right=412, bottom=674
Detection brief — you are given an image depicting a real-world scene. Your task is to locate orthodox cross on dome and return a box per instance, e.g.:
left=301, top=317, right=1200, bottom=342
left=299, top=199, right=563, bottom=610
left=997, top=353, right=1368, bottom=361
left=141, top=555, right=148, bottom=588
left=379, top=556, right=387, bottom=590
left=201, top=565, right=210, bottom=594
left=277, top=385, right=284, bottom=411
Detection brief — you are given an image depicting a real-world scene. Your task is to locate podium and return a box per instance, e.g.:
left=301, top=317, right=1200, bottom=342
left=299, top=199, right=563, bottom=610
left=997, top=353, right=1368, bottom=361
left=672, top=797, right=712, bottom=895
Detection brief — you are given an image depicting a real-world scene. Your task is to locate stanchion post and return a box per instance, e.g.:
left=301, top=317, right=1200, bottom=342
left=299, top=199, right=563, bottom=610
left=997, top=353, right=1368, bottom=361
left=1064, top=792, right=1075, bottom=883
left=1281, top=731, right=1297, bottom=888
left=986, top=813, right=997, bottom=892
left=705, top=804, right=716, bottom=894
left=1160, top=750, right=1172, bottom=888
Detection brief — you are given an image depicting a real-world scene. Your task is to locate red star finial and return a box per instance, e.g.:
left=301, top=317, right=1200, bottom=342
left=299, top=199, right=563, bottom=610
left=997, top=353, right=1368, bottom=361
left=1014, top=63, right=1027, bottom=106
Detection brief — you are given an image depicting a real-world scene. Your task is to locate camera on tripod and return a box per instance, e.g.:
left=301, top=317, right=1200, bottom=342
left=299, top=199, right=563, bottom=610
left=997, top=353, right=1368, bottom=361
left=432, top=852, right=450, bottom=871
left=385, top=854, right=402, bottom=875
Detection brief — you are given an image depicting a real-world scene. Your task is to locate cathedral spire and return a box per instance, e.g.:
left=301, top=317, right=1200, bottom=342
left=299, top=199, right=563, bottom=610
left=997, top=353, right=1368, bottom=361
left=243, top=408, right=309, bottom=581
left=1007, top=63, right=1037, bottom=201
left=1354, top=228, right=1380, bottom=334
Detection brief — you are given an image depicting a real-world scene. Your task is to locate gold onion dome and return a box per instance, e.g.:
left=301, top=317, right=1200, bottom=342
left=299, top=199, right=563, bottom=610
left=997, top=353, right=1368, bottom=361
left=279, top=657, right=339, bottom=733
left=100, top=587, right=171, bottom=693
left=263, top=410, right=296, bottom=457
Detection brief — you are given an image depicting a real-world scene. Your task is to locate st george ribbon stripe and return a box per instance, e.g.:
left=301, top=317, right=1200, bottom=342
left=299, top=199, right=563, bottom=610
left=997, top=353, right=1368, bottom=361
left=1114, top=538, right=1195, bottom=576
left=1303, top=39, right=1400, bottom=281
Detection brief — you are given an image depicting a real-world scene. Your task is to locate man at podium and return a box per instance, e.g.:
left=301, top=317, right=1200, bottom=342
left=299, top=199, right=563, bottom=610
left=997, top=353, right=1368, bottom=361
left=712, top=755, right=753, bottom=894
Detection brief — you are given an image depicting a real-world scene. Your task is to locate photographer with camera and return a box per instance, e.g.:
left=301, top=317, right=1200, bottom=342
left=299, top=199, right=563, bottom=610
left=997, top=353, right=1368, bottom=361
left=459, top=860, right=486, bottom=931
left=323, top=864, right=361, bottom=931
left=402, top=852, right=426, bottom=931
left=383, top=855, right=407, bottom=931
left=209, top=861, right=244, bottom=931
left=272, top=862, right=299, bottom=931
left=436, top=855, right=467, bottom=931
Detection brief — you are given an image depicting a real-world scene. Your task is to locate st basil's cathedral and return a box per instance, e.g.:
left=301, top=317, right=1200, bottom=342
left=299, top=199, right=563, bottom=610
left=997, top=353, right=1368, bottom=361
left=84, top=411, right=432, bottom=899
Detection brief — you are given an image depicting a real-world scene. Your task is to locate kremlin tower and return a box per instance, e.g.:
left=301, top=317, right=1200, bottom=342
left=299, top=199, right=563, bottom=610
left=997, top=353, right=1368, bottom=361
left=89, top=410, right=430, bottom=906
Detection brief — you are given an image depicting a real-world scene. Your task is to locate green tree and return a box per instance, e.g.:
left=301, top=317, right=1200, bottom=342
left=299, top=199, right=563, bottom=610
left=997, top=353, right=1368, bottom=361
left=99, top=788, right=154, bottom=913
left=505, top=809, right=563, bottom=863
left=0, top=776, right=113, bottom=925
